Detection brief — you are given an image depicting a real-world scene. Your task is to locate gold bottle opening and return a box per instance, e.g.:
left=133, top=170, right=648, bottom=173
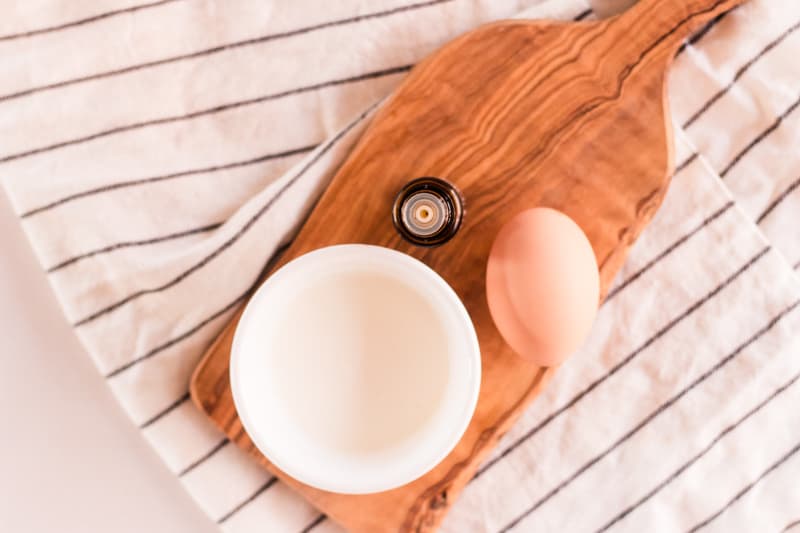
left=392, top=177, right=463, bottom=246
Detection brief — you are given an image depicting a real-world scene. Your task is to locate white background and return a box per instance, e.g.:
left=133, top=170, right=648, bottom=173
left=0, top=189, right=219, bottom=533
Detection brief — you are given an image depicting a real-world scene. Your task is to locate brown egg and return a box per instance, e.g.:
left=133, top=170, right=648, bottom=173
left=486, top=207, right=600, bottom=366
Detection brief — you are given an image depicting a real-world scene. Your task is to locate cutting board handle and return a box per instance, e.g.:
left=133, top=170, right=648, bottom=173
left=617, top=0, right=746, bottom=55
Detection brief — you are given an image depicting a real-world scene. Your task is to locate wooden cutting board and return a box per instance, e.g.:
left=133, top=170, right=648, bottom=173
left=190, top=0, right=745, bottom=530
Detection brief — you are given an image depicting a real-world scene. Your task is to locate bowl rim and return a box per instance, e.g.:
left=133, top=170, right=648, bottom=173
left=229, top=244, right=481, bottom=494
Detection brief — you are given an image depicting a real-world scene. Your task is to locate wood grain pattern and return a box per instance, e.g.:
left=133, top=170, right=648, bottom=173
left=191, top=0, right=747, bottom=531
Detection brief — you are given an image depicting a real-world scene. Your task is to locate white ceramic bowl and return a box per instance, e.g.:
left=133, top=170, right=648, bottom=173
left=230, top=244, right=481, bottom=494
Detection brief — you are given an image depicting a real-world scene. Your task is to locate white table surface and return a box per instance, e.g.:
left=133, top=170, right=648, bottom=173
left=0, top=188, right=219, bottom=533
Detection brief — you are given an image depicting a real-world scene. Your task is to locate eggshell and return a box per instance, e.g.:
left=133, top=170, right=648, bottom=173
left=486, top=207, right=600, bottom=366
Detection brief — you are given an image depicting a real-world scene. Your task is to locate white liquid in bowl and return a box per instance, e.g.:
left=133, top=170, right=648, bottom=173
left=266, top=271, right=450, bottom=455
left=230, top=245, right=480, bottom=494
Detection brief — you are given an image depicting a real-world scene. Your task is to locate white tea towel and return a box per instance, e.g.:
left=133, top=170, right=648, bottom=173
left=1, top=1, right=799, bottom=532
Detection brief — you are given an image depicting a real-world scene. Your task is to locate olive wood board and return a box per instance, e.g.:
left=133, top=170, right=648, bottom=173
left=190, top=0, right=746, bottom=531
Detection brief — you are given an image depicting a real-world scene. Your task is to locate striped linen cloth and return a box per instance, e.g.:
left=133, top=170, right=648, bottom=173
left=2, top=0, right=799, bottom=531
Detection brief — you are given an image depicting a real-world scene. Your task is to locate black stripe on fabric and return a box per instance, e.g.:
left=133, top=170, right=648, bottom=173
left=500, top=290, right=795, bottom=533
left=720, top=93, right=800, bottom=179
left=605, top=200, right=734, bottom=301
left=102, top=242, right=300, bottom=491
left=72, top=103, right=376, bottom=328
left=574, top=8, right=592, bottom=22
left=687, top=10, right=730, bottom=46
left=0, top=0, right=451, bottom=104
left=0, top=4, right=598, bottom=166
left=178, top=438, right=229, bottom=477
left=46, top=222, right=221, bottom=273
left=617, top=0, right=733, bottom=91
left=683, top=18, right=800, bottom=129
left=120, top=250, right=289, bottom=475
left=15, top=6, right=595, bottom=218
left=598, top=360, right=800, bottom=532
left=676, top=9, right=731, bottom=56
left=109, top=237, right=291, bottom=389
left=688, top=439, right=800, bottom=532
left=299, top=514, right=326, bottom=533
left=105, top=289, right=248, bottom=378
left=674, top=152, right=700, bottom=174
left=783, top=518, right=800, bottom=532
left=756, top=174, right=800, bottom=224
left=131, top=241, right=291, bottom=430
left=0, top=0, right=181, bottom=42
left=475, top=247, right=771, bottom=481
left=139, top=392, right=189, bottom=429
left=0, top=66, right=405, bottom=165
left=20, top=144, right=316, bottom=218
left=217, top=477, right=278, bottom=524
